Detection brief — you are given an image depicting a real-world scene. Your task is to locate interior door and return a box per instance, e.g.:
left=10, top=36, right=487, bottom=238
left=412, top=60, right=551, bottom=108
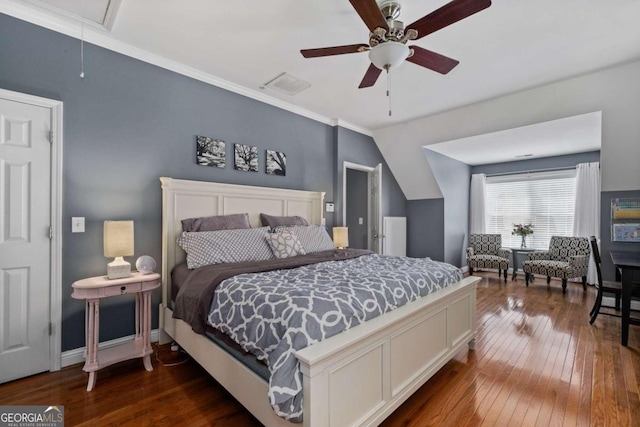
left=0, top=97, right=52, bottom=383
left=371, top=164, right=383, bottom=254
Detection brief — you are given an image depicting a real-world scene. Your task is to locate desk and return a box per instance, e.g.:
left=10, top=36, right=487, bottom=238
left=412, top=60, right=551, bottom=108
left=609, top=251, right=640, bottom=346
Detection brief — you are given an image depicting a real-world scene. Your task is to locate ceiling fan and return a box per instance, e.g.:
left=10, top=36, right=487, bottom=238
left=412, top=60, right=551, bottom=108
left=300, top=0, right=492, bottom=89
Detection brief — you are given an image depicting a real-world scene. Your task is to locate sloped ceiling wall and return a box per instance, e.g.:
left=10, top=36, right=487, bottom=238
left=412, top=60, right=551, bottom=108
left=373, top=58, right=640, bottom=198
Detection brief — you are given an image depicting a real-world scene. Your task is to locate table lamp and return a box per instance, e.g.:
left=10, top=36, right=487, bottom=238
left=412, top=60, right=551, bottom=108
left=333, top=227, right=349, bottom=249
left=104, top=220, right=134, bottom=279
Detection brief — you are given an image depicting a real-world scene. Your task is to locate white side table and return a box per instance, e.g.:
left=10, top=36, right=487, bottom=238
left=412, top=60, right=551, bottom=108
left=71, top=272, right=161, bottom=391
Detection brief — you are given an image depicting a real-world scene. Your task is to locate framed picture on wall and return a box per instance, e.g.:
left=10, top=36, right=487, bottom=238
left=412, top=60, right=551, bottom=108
left=234, top=143, right=258, bottom=172
left=196, top=136, right=225, bottom=168
left=266, top=150, right=286, bottom=176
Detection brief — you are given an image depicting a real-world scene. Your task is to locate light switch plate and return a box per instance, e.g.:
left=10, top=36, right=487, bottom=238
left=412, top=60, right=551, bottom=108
left=72, top=217, right=85, bottom=233
left=326, top=202, right=335, bottom=213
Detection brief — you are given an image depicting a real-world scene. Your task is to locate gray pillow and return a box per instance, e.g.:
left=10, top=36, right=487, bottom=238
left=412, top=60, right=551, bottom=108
left=260, top=213, right=309, bottom=228
left=181, top=213, right=250, bottom=232
left=266, top=230, right=306, bottom=259
left=273, top=225, right=335, bottom=254
left=177, top=227, right=274, bottom=269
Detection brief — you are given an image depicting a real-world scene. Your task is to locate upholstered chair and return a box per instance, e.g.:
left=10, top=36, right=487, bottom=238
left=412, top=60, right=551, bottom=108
left=522, top=236, right=590, bottom=293
left=467, top=234, right=512, bottom=283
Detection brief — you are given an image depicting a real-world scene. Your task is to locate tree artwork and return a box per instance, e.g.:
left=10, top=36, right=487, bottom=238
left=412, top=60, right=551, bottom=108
left=266, top=150, right=286, bottom=176
left=196, top=136, right=225, bottom=168
left=234, top=144, right=258, bottom=172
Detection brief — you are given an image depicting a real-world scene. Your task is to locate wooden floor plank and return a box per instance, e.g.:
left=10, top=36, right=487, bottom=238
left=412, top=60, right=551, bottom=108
left=1, top=272, right=639, bottom=426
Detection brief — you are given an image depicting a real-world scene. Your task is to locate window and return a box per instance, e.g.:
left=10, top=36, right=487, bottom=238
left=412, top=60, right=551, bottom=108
left=485, top=170, right=577, bottom=250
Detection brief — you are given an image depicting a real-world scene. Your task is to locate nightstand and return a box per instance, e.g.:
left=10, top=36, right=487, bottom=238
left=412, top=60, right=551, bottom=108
left=71, top=272, right=161, bottom=391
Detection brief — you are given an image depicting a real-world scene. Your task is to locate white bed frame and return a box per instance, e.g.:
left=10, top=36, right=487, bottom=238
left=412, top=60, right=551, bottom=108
left=159, top=177, right=479, bottom=427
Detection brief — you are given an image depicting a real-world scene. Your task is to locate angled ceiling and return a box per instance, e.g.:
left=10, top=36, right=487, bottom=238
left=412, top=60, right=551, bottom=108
left=425, top=111, right=602, bottom=166
left=3, top=0, right=640, bottom=133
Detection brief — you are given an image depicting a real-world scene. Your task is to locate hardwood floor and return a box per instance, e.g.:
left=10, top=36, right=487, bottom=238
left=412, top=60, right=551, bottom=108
left=1, top=272, right=638, bottom=426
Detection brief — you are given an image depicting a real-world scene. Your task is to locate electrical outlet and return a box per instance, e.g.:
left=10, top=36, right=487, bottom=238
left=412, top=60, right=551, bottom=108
left=71, top=217, right=85, bottom=233
left=359, top=217, right=364, bottom=225
left=326, top=202, right=335, bottom=213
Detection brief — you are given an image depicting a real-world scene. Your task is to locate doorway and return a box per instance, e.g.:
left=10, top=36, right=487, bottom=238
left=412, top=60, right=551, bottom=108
left=342, top=162, right=382, bottom=253
left=0, top=89, right=62, bottom=382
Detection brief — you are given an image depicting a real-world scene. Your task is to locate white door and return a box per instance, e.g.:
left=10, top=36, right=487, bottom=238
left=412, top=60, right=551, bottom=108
left=0, top=98, right=52, bottom=383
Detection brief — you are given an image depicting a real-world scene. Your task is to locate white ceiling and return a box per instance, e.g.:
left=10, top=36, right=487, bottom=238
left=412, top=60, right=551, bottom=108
left=424, top=111, right=602, bottom=165
left=5, top=0, right=640, bottom=134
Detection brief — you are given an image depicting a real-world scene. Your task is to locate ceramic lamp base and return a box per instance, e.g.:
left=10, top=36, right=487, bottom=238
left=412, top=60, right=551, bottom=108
left=107, top=256, right=131, bottom=279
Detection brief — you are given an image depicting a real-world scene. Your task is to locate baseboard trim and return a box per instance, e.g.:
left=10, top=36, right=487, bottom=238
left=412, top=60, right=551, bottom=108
left=602, top=296, right=640, bottom=311
left=61, top=329, right=160, bottom=368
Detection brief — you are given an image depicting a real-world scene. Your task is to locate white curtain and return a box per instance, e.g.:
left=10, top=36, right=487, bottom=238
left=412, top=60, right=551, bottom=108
left=470, top=173, right=487, bottom=234
left=573, top=162, right=600, bottom=284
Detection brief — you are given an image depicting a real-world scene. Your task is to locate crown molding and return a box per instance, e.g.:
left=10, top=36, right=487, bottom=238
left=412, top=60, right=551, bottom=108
left=0, top=0, right=372, bottom=136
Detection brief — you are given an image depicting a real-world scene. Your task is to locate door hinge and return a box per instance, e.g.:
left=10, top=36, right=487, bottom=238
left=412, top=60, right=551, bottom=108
left=49, top=226, right=53, bottom=240
left=49, top=322, right=53, bottom=336
left=49, top=130, right=54, bottom=144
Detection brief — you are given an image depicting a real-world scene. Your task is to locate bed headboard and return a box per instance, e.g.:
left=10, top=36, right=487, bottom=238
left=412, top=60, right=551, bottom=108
left=160, top=177, right=325, bottom=306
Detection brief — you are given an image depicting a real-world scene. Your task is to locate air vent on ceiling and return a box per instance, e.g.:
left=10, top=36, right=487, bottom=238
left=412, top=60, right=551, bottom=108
left=262, top=73, right=311, bottom=96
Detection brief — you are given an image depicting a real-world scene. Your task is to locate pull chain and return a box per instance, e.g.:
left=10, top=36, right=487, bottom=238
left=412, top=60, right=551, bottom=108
left=80, top=0, right=85, bottom=78
left=386, top=65, right=392, bottom=117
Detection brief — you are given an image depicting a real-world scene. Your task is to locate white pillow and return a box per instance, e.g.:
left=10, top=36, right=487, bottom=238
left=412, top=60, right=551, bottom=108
left=273, top=225, right=335, bottom=254
left=266, top=230, right=306, bottom=259
left=177, top=227, right=274, bottom=269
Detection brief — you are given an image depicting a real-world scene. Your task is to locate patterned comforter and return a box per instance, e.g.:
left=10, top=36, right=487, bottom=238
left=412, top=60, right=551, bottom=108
left=207, top=254, right=463, bottom=422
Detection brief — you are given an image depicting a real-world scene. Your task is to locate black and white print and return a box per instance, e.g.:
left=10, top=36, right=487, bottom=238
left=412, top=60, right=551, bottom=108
left=266, top=149, right=286, bottom=176
left=196, top=136, right=225, bottom=168
left=234, top=143, right=258, bottom=172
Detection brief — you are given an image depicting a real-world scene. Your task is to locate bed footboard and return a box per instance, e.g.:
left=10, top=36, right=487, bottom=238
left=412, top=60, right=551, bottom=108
left=297, top=276, right=478, bottom=426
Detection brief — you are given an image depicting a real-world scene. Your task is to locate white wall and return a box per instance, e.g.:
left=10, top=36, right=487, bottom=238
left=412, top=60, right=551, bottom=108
left=374, top=59, right=640, bottom=198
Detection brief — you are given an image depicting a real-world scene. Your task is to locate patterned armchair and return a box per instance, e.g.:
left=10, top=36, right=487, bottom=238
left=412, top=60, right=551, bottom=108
left=522, top=236, right=590, bottom=293
left=467, top=234, right=512, bottom=283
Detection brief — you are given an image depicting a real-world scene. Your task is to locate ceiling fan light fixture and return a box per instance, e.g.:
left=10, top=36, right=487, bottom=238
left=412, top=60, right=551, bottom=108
left=369, top=41, right=409, bottom=70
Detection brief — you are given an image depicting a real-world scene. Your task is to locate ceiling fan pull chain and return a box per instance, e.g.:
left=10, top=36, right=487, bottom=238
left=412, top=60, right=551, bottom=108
left=79, top=0, right=85, bottom=78
left=387, top=66, right=392, bottom=117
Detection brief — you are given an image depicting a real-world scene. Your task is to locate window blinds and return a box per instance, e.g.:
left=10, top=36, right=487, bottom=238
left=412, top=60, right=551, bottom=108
left=485, top=169, right=577, bottom=250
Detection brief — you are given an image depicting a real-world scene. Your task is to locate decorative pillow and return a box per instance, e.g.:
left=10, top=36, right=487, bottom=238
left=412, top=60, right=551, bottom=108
left=266, top=230, right=306, bottom=259
left=177, top=227, right=274, bottom=269
left=260, top=213, right=309, bottom=228
left=273, top=225, right=335, bottom=254
left=181, top=213, right=250, bottom=232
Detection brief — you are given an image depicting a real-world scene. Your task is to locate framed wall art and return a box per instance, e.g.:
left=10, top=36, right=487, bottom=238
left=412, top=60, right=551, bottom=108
left=266, top=149, right=286, bottom=176
left=196, top=136, right=225, bottom=168
left=611, top=198, right=640, bottom=242
left=234, top=143, right=258, bottom=172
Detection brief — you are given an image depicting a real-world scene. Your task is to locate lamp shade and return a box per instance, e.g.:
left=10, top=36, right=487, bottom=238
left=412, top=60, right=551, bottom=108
left=333, top=227, right=349, bottom=249
left=368, top=41, right=410, bottom=70
left=104, top=220, right=134, bottom=257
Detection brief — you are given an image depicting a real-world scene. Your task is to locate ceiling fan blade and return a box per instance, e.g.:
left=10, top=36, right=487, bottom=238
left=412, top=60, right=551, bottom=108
left=407, top=46, right=459, bottom=74
left=349, top=0, right=389, bottom=33
left=301, top=44, right=369, bottom=58
left=407, top=0, right=491, bottom=40
left=358, top=63, right=382, bottom=88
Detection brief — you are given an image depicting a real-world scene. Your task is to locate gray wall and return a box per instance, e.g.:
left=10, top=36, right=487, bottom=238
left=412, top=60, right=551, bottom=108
left=346, top=169, right=369, bottom=250
left=423, top=150, right=471, bottom=266
left=334, top=126, right=407, bottom=226
left=407, top=199, right=444, bottom=261
left=0, top=14, right=406, bottom=351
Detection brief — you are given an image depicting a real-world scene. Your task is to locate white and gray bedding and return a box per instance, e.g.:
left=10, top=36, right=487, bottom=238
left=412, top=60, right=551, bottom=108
left=206, top=253, right=463, bottom=422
